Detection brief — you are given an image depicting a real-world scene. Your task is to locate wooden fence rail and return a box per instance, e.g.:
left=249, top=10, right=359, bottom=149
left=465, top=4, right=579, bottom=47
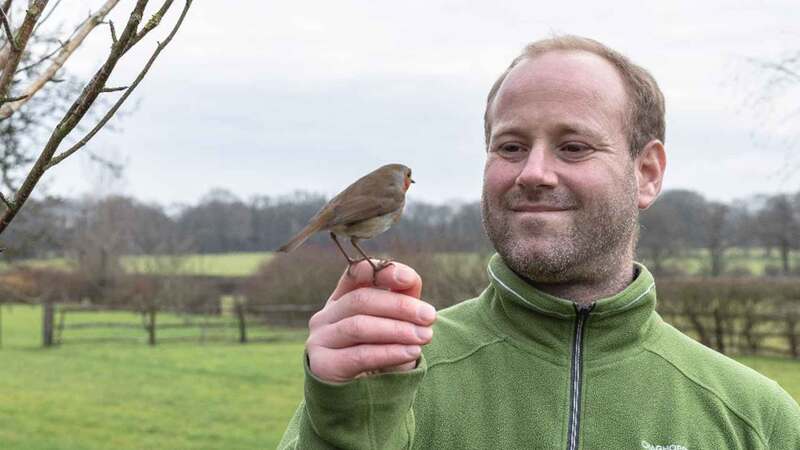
left=40, top=301, right=800, bottom=359
left=42, top=300, right=321, bottom=347
left=658, top=307, right=800, bottom=359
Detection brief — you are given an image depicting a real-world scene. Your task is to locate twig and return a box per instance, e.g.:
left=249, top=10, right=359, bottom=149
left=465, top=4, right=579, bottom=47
left=15, top=40, right=65, bottom=73
left=31, top=0, right=63, bottom=36
left=0, top=0, right=120, bottom=120
left=0, top=0, right=146, bottom=235
left=0, top=93, right=27, bottom=104
left=100, top=86, right=127, bottom=93
left=0, top=191, right=11, bottom=209
left=0, top=6, right=16, bottom=51
left=109, top=20, right=117, bottom=44
left=0, top=0, right=48, bottom=103
left=46, top=0, right=192, bottom=171
left=125, top=0, right=174, bottom=52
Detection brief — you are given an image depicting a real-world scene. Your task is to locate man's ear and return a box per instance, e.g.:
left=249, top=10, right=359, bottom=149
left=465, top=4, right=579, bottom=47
left=635, top=139, right=666, bottom=210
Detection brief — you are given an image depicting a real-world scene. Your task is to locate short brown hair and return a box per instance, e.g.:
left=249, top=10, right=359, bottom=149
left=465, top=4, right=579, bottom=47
left=484, top=35, right=665, bottom=157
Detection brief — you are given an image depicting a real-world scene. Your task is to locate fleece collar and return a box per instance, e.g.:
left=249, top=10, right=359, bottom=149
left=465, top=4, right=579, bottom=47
left=484, top=253, right=659, bottom=362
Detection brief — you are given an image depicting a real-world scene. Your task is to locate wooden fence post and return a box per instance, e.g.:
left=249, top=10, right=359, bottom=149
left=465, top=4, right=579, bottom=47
left=787, top=314, right=798, bottom=359
left=713, top=307, right=725, bottom=355
left=147, top=306, right=157, bottom=346
left=235, top=296, right=247, bottom=344
left=42, top=301, right=54, bottom=347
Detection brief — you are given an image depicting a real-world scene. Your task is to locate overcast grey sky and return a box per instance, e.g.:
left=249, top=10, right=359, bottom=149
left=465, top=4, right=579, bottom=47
left=40, top=0, right=800, bottom=206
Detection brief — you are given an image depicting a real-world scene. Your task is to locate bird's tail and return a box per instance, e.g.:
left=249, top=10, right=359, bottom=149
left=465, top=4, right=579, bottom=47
left=277, top=223, right=320, bottom=253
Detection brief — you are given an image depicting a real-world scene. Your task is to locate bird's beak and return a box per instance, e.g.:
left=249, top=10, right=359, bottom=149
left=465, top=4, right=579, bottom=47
left=410, top=178, right=415, bottom=184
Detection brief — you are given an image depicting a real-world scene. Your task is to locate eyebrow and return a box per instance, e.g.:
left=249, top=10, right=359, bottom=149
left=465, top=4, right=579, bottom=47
left=491, top=121, right=609, bottom=142
left=553, top=123, right=607, bottom=141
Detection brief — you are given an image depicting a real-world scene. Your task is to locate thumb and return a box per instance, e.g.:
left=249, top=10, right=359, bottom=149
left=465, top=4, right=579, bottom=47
left=328, top=259, right=422, bottom=301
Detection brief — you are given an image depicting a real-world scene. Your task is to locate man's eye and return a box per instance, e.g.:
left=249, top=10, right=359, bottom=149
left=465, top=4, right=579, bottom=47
left=559, top=142, right=592, bottom=156
left=498, top=143, right=525, bottom=153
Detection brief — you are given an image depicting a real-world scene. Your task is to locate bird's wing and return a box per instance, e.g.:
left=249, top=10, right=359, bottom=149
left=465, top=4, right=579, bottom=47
left=327, top=191, right=403, bottom=227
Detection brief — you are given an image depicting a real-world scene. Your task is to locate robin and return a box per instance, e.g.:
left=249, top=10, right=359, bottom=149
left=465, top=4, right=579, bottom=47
left=277, top=163, right=414, bottom=282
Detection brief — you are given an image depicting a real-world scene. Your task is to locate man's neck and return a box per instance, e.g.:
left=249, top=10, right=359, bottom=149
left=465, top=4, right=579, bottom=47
left=528, top=266, right=637, bottom=305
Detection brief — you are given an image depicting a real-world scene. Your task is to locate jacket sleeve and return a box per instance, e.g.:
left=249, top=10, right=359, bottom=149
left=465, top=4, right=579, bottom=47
left=278, top=353, right=427, bottom=450
left=766, top=382, right=800, bottom=450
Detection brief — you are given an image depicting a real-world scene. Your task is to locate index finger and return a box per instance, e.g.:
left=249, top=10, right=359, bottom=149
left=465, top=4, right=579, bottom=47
left=329, top=260, right=422, bottom=301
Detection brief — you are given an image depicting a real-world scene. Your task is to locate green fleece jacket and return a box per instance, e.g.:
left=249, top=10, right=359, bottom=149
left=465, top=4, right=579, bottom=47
left=279, top=255, right=800, bottom=449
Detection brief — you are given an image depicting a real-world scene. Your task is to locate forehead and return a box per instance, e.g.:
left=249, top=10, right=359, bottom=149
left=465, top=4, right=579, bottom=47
left=489, top=50, right=628, bottom=131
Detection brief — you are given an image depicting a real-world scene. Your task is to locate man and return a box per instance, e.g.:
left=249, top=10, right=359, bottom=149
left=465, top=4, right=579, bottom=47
left=279, top=36, right=800, bottom=449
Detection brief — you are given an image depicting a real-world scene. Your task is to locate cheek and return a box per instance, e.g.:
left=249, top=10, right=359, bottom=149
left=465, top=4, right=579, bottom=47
left=483, top=157, right=517, bottom=196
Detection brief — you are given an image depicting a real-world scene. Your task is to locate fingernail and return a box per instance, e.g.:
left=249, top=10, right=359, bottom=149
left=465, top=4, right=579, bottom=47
left=395, top=268, right=414, bottom=285
left=418, top=304, right=436, bottom=322
left=406, top=345, right=421, bottom=358
left=415, top=326, right=432, bottom=340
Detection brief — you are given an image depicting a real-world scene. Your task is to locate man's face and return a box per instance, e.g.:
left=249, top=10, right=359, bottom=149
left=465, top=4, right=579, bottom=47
left=481, top=50, right=640, bottom=283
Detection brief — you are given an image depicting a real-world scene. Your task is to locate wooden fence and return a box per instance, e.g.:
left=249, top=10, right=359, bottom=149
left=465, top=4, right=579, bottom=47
left=42, top=301, right=319, bottom=347
left=37, top=300, right=800, bottom=359
left=658, top=307, right=800, bottom=358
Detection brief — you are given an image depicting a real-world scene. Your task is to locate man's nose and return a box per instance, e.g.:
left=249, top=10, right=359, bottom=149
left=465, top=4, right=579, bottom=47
left=514, top=146, right=558, bottom=188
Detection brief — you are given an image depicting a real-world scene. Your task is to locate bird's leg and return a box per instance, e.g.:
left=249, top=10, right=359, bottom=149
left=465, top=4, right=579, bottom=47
left=330, top=232, right=360, bottom=276
left=350, top=238, right=393, bottom=284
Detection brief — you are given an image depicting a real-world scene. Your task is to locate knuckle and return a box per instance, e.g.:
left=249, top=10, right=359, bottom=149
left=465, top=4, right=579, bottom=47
left=343, top=315, right=365, bottom=340
left=349, top=288, right=369, bottom=310
left=349, top=345, right=368, bottom=369
left=395, top=295, right=415, bottom=317
left=308, top=311, right=323, bottom=329
left=394, top=320, right=411, bottom=341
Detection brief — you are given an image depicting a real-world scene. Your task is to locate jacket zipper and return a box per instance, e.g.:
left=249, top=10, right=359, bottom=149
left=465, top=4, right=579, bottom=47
left=566, top=303, right=593, bottom=450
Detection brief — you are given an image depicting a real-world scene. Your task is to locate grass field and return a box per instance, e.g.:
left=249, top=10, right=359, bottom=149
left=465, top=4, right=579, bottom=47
left=3, top=248, right=800, bottom=278
left=1, top=304, right=799, bottom=449
left=0, top=304, right=304, bottom=450
left=0, top=252, right=275, bottom=277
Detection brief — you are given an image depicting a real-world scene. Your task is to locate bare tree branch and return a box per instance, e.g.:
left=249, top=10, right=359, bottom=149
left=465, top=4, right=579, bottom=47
left=109, top=19, right=117, bottom=44
left=0, top=0, right=149, bottom=234
left=31, top=0, right=64, bottom=36
left=0, top=191, right=11, bottom=209
left=0, top=0, right=48, bottom=102
left=100, top=85, right=127, bottom=93
left=0, top=6, right=16, bottom=51
left=14, top=39, right=64, bottom=73
left=0, top=0, right=11, bottom=67
left=125, top=0, right=174, bottom=52
left=0, top=93, right=27, bottom=104
left=47, top=0, right=191, bottom=171
left=0, top=0, right=193, bottom=236
left=0, top=0, right=120, bottom=119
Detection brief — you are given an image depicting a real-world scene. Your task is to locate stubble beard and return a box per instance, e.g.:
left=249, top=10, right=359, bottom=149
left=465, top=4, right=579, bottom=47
left=481, top=177, right=639, bottom=285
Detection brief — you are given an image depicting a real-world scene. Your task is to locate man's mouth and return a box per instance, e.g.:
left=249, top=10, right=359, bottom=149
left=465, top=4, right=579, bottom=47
left=509, top=204, right=572, bottom=213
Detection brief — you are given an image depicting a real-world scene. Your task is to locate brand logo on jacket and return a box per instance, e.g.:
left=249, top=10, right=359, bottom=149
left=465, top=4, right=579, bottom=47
left=641, top=440, right=688, bottom=450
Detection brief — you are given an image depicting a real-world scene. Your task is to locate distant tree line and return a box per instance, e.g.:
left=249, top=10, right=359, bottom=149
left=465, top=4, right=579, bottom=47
left=3, top=187, right=800, bottom=276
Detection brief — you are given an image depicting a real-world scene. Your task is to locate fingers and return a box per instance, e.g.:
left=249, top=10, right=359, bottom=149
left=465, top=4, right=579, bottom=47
left=309, top=344, right=422, bottom=383
left=314, top=287, right=436, bottom=328
left=309, top=314, right=434, bottom=349
left=329, top=259, right=422, bottom=301
left=307, top=259, right=433, bottom=383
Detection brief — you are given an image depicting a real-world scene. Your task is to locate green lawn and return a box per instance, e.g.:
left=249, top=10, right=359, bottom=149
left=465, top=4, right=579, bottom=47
left=0, top=304, right=304, bottom=450
left=1, top=304, right=799, bottom=449
left=4, top=248, right=800, bottom=277
left=0, top=252, right=275, bottom=277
